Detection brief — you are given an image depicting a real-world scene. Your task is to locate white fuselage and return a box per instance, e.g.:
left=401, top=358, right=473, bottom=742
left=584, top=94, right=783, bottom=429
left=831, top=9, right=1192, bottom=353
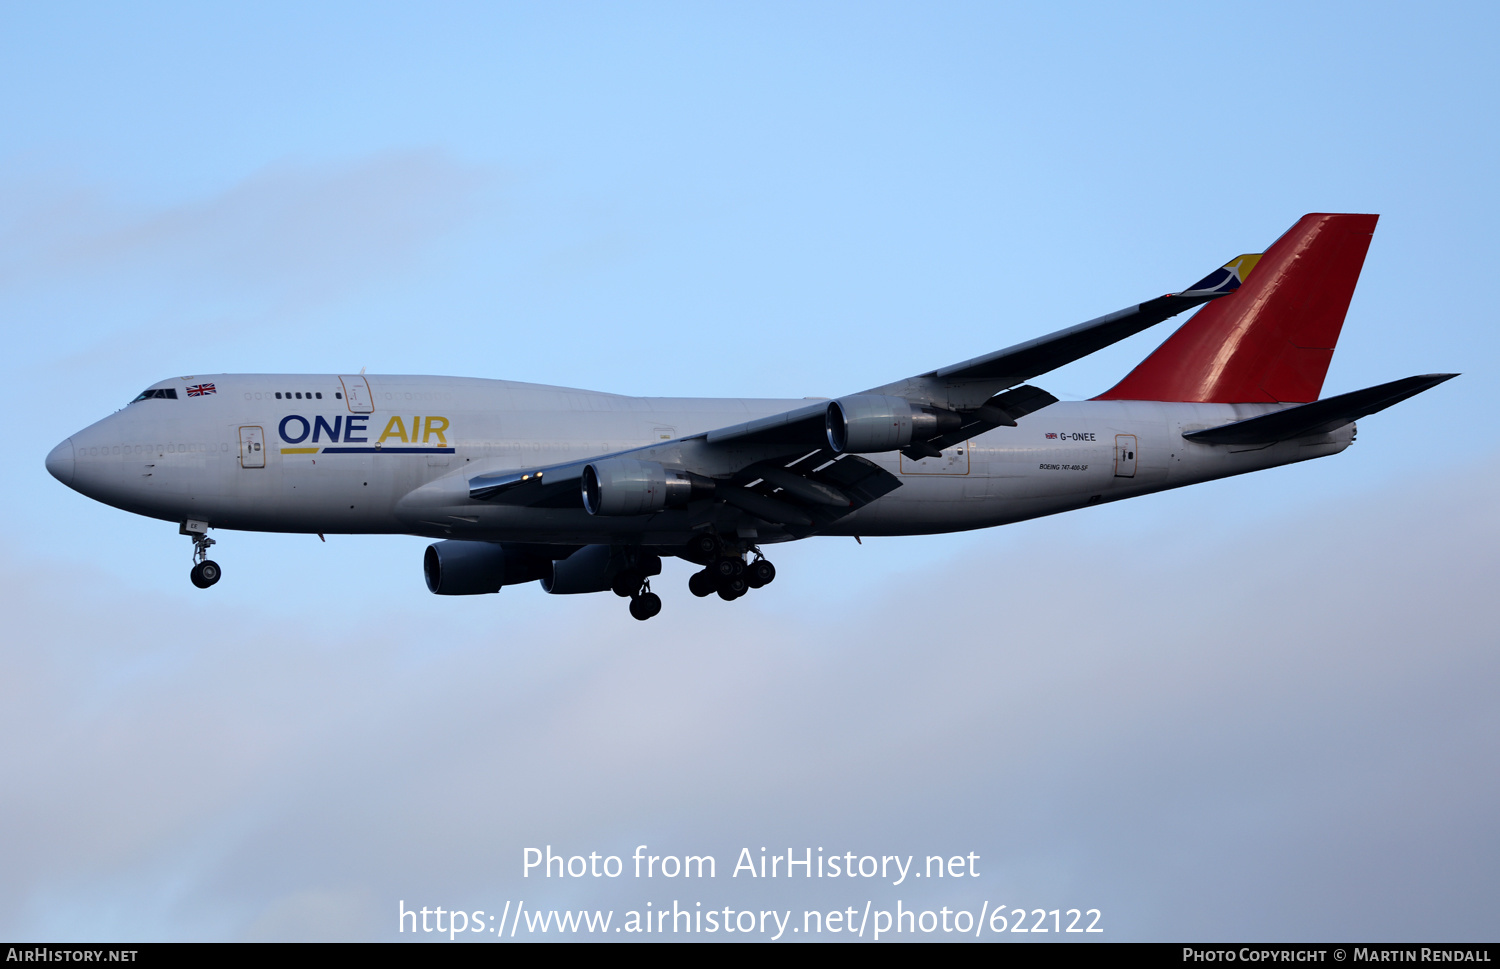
left=49, top=374, right=1354, bottom=545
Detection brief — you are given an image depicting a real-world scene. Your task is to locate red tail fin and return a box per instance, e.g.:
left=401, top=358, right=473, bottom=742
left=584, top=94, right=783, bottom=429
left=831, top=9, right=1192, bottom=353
left=1095, top=213, right=1378, bottom=403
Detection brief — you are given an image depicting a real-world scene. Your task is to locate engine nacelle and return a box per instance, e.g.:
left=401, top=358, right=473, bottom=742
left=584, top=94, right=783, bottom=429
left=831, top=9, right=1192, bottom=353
left=542, top=545, right=662, bottom=595
left=825, top=395, right=962, bottom=453
left=582, top=458, right=699, bottom=516
left=423, top=540, right=555, bottom=595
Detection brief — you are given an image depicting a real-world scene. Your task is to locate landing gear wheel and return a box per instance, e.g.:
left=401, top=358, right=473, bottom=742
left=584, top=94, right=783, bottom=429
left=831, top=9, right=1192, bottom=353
left=687, top=532, right=719, bottom=561
left=190, top=560, right=222, bottom=589
left=612, top=570, right=645, bottom=598
left=629, top=592, right=662, bottom=621
left=185, top=524, right=220, bottom=587
left=747, top=559, right=776, bottom=588
left=688, top=570, right=715, bottom=597
left=716, top=576, right=747, bottom=600
left=711, top=556, right=744, bottom=581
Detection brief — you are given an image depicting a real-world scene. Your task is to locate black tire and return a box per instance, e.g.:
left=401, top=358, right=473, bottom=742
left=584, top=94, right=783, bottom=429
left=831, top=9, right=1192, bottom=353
left=711, top=556, right=744, bottom=580
left=611, top=570, right=643, bottom=598
left=687, top=532, right=718, bottom=560
left=715, top=575, right=747, bottom=599
left=747, top=559, right=776, bottom=588
left=191, top=560, right=221, bottom=589
left=629, top=592, right=662, bottom=620
left=688, top=570, right=715, bottom=597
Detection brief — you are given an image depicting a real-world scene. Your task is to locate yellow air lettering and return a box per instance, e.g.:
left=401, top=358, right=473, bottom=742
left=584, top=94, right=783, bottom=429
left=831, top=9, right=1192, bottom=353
left=378, top=416, right=409, bottom=444
left=423, top=416, right=450, bottom=444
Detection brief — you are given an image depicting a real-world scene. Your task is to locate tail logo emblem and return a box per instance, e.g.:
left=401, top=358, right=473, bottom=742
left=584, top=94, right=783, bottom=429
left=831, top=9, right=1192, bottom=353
left=1181, top=253, right=1264, bottom=296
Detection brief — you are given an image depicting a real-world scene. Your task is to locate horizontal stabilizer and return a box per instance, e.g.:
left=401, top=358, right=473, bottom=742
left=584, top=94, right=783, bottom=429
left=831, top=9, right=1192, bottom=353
left=1183, top=374, right=1458, bottom=446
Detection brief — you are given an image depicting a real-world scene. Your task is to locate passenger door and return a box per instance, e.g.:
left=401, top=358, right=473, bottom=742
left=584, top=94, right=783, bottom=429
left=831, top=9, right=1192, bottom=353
left=1114, top=434, right=1137, bottom=478
left=339, top=375, right=375, bottom=414
left=239, top=426, right=265, bottom=468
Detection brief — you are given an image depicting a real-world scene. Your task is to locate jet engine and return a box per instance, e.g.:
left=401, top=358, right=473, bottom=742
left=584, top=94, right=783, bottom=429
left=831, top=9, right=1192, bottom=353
left=825, top=395, right=962, bottom=453
left=581, top=458, right=707, bottom=516
left=542, top=545, right=662, bottom=595
left=423, top=540, right=554, bottom=595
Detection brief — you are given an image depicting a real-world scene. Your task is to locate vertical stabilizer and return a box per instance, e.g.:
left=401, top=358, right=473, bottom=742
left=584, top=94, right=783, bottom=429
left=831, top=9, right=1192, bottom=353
left=1095, top=213, right=1378, bottom=403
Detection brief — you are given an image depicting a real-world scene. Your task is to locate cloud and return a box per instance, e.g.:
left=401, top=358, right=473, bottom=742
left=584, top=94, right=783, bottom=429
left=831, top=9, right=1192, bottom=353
left=0, top=151, right=491, bottom=314
left=0, top=458, right=1496, bottom=941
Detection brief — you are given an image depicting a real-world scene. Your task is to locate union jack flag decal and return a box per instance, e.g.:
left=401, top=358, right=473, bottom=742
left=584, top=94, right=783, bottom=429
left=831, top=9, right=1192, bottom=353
left=186, top=383, right=217, bottom=397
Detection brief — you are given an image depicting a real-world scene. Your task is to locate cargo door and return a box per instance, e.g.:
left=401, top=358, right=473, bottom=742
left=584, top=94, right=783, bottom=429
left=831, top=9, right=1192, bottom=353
left=899, top=442, right=971, bottom=475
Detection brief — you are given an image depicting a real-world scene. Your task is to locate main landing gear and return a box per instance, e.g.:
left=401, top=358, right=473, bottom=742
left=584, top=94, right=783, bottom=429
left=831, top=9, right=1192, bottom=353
left=181, top=520, right=222, bottom=589
left=687, top=544, right=776, bottom=603
left=605, top=535, right=780, bottom=621
left=611, top=564, right=663, bottom=622
left=629, top=584, right=663, bottom=621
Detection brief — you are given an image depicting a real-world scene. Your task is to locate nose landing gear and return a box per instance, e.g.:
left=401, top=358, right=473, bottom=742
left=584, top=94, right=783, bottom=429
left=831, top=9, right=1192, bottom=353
left=181, top=520, right=222, bottom=589
left=190, top=558, right=221, bottom=589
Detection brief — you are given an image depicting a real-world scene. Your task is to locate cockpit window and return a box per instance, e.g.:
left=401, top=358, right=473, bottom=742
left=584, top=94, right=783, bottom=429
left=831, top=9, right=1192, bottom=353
left=130, top=388, right=178, bottom=403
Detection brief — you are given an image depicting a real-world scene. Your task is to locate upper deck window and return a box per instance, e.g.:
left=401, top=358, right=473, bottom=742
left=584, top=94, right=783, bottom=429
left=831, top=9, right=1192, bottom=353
left=130, top=388, right=178, bottom=403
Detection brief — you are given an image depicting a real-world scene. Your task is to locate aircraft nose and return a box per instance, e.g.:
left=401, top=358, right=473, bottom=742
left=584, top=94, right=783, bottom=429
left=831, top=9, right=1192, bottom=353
left=46, top=438, right=75, bottom=487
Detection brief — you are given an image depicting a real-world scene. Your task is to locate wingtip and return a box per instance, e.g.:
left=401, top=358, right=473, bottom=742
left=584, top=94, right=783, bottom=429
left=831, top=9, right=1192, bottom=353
left=1178, top=253, right=1264, bottom=298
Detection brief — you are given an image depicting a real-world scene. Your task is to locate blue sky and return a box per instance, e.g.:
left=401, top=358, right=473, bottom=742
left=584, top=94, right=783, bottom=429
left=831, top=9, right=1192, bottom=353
left=2, top=2, right=1496, bottom=941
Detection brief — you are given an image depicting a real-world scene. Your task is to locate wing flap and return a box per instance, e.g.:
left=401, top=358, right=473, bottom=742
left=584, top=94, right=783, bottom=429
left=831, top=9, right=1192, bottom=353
left=718, top=486, right=815, bottom=526
left=902, top=384, right=1058, bottom=459
left=712, top=451, right=902, bottom=532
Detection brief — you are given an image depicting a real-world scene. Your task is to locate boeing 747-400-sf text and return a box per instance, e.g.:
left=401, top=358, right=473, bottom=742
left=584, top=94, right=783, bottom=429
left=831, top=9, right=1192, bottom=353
left=46, top=214, right=1454, bottom=620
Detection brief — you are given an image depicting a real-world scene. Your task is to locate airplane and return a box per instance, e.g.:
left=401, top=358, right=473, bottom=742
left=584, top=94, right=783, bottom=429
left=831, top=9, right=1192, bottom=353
left=45, top=213, right=1455, bottom=620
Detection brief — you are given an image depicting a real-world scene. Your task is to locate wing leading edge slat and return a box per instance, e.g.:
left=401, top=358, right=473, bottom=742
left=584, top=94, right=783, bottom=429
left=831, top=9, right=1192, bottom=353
left=928, top=293, right=1218, bottom=385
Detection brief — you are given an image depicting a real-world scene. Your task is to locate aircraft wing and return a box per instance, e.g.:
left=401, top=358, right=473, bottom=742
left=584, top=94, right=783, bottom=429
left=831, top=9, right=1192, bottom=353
left=467, top=444, right=900, bottom=536
left=699, top=252, right=1259, bottom=451
left=466, top=253, right=1263, bottom=532
left=866, top=253, right=1261, bottom=410
left=918, top=289, right=1235, bottom=385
